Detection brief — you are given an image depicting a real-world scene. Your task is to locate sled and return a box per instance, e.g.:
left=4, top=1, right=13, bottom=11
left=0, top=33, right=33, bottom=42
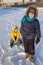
left=12, top=42, right=20, bottom=47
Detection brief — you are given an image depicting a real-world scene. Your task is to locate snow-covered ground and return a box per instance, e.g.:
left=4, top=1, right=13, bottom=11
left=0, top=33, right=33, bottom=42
left=0, top=7, right=43, bottom=65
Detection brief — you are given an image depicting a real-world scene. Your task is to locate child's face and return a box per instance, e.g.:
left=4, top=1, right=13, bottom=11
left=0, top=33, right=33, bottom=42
left=14, top=29, right=18, bottom=32
left=29, top=12, right=34, bottom=18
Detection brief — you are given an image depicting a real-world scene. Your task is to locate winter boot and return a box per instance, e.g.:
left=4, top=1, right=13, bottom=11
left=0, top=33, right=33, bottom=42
left=28, top=55, right=35, bottom=62
left=26, top=53, right=29, bottom=58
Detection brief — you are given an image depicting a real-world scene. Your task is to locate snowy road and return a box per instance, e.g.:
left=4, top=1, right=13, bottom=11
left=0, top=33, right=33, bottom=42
left=0, top=7, right=43, bottom=65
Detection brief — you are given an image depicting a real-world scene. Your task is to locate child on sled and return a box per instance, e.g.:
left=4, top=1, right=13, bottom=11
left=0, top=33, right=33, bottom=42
left=10, top=25, right=22, bottom=48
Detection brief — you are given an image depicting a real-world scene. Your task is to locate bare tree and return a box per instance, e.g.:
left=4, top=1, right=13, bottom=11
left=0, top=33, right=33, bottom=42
left=0, top=0, right=3, bottom=2
left=36, top=0, right=40, bottom=2
left=23, top=0, right=25, bottom=3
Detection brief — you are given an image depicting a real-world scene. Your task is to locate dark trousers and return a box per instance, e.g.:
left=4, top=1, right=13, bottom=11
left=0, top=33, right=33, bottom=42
left=10, top=39, right=23, bottom=47
left=23, top=38, right=35, bottom=55
left=10, top=39, right=14, bottom=47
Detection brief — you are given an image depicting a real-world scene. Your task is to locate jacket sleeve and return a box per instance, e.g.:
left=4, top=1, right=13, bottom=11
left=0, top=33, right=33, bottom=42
left=20, top=16, right=26, bottom=33
left=21, top=15, right=27, bottom=24
left=17, top=32, right=20, bottom=40
left=10, top=32, right=14, bottom=41
left=35, top=19, right=41, bottom=38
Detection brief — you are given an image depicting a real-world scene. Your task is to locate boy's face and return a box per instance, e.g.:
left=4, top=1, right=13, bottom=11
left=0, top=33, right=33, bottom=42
left=29, top=12, right=34, bottom=18
left=14, top=29, right=18, bottom=32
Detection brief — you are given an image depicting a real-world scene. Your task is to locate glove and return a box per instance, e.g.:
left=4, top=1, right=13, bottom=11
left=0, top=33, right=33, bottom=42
left=36, top=38, right=40, bottom=44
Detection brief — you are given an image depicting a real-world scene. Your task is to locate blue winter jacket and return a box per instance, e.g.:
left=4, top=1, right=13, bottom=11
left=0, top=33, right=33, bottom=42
left=20, top=16, right=41, bottom=39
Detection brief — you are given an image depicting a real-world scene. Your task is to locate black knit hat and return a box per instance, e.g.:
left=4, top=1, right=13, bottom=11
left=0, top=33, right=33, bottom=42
left=29, top=9, right=36, bottom=14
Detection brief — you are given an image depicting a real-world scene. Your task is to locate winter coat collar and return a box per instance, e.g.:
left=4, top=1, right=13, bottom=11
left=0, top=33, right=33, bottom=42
left=21, top=16, right=35, bottom=23
left=27, top=16, right=35, bottom=22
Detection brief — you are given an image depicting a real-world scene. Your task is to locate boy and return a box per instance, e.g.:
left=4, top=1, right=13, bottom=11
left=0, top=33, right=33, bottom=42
left=10, top=25, right=20, bottom=48
left=20, top=5, right=41, bottom=62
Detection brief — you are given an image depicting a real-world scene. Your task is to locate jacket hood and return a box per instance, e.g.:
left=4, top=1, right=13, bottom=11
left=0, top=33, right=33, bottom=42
left=12, top=25, right=18, bottom=31
left=26, top=5, right=38, bottom=17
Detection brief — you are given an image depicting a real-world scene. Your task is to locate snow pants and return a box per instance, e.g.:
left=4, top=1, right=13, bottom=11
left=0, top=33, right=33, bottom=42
left=23, top=37, right=35, bottom=55
left=10, top=38, right=23, bottom=47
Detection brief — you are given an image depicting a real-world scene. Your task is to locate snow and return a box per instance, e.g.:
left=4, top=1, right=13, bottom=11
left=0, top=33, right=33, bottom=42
left=0, top=7, right=43, bottom=65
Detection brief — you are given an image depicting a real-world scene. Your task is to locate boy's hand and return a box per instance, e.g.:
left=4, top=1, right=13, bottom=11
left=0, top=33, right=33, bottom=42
left=15, top=40, right=18, bottom=43
left=14, top=40, right=18, bottom=43
left=36, top=38, right=40, bottom=44
left=14, top=40, right=16, bottom=43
